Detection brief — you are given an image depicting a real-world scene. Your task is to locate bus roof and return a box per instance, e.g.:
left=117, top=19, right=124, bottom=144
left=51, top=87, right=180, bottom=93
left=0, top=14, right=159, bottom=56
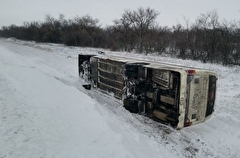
left=91, top=54, right=214, bottom=73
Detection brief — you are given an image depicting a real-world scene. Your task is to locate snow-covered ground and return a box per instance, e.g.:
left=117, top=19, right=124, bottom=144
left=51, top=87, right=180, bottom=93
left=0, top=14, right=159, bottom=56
left=0, top=38, right=239, bottom=158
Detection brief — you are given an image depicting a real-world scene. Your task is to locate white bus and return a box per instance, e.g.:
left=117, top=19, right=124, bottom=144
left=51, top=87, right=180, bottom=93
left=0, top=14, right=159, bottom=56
left=78, top=54, right=217, bottom=129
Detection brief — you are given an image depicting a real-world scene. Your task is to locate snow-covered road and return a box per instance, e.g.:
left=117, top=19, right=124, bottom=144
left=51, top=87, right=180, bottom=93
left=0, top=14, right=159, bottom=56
left=0, top=38, right=239, bottom=158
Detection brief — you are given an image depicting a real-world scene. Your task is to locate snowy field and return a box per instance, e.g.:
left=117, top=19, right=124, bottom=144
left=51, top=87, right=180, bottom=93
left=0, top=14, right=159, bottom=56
left=0, top=38, right=239, bottom=158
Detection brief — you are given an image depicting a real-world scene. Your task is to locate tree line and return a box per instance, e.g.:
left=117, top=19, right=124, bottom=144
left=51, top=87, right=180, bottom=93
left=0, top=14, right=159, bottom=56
left=1, top=8, right=240, bottom=66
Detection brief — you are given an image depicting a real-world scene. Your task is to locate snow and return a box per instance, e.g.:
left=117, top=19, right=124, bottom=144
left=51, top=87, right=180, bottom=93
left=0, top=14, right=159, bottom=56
left=0, top=38, right=239, bottom=158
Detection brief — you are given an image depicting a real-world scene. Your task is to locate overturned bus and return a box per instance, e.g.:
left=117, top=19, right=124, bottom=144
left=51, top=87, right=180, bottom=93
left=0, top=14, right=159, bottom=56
left=78, top=54, right=217, bottom=129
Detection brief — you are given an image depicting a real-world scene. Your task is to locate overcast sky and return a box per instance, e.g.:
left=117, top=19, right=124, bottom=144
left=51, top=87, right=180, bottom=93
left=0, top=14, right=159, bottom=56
left=0, top=0, right=239, bottom=28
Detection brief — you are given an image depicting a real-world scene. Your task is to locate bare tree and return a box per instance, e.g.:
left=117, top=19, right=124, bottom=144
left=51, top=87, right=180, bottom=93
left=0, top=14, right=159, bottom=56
left=218, top=20, right=238, bottom=65
left=74, top=14, right=99, bottom=28
left=194, top=10, right=220, bottom=62
left=123, top=7, right=159, bottom=53
left=172, top=24, right=188, bottom=59
left=113, top=14, right=133, bottom=51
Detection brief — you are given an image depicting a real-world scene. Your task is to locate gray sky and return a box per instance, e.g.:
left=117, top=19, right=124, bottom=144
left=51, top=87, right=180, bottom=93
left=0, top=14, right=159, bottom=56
left=0, top=0, right=239, bottom=28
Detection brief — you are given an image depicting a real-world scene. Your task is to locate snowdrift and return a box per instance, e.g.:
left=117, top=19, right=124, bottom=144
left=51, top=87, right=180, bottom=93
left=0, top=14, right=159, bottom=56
left=0, top=38, right=239, bottom=158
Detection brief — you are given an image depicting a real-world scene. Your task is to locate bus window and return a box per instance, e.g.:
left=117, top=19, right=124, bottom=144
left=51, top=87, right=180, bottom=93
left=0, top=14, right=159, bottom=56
left=206, top=76, right=217, bottom=117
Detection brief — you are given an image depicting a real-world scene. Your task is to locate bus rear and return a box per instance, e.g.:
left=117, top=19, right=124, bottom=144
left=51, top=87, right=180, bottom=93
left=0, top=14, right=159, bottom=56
left=183, top=70, right=217, bottom=127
